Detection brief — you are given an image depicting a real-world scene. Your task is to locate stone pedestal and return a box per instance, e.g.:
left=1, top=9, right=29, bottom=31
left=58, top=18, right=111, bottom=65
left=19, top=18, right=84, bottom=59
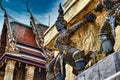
left=4, top=60, right=16, bottom=80
left=74, top=51, right=120, bottom=80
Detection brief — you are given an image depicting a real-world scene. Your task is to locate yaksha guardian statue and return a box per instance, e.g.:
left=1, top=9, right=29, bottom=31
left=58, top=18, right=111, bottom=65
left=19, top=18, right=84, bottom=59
left=94, top=0, right=120, bottom=56
left=54, top=3, right=96, bottom=80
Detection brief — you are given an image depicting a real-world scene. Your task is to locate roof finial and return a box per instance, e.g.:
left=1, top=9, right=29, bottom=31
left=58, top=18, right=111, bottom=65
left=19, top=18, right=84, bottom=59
left=26, top=0, right=46, bottom=58
left=26, top=0, right=32, bottom=16
left=0, top=0, right=7, bottom=14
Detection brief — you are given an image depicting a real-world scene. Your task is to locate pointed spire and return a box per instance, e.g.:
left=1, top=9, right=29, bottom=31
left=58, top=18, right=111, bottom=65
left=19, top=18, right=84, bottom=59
left=48, top=14, right=50, bottom=27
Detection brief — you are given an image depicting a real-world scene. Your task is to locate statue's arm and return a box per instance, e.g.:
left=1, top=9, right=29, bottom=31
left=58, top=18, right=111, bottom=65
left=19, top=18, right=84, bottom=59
left=67, top=19, right=87, bottom=36
left=67, top=13, right=96, bottom=36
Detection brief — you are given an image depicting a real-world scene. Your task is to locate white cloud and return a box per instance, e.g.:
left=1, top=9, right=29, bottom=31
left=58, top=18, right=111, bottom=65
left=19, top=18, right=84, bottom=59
left=0, top=0, right=66, bottom=35
left=0, top=18, right=4, bottom=35
left=5, top=0, right=10, bottom=2
left=34, top=0, right=66, bottom=27
left=0, top=10, right=29, bottom=35
left=0, top=11, right=4, bottom=35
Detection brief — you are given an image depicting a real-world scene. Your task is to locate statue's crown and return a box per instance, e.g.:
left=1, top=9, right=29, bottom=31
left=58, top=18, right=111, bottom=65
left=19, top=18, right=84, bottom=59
left=55, top=3, right=66, bottom=32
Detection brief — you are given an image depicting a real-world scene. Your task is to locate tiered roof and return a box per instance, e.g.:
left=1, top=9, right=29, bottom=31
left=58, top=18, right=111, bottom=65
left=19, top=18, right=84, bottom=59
left=0, top=17, right=48, bottom=68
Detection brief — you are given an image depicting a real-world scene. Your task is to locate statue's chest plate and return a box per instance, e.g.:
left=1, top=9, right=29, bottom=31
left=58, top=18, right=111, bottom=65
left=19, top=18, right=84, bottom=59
left=57, top=32, right=69, bottom=44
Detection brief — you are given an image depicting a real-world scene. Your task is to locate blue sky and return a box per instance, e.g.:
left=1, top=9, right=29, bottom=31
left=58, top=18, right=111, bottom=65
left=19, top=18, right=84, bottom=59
left=0, top=0, right=66, bottom=34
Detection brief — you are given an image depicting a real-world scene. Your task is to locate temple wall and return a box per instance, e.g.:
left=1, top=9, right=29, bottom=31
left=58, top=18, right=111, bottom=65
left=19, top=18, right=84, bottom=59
left=114, top=26, right=120, bottom=51
left=70, top=11, right=106, bottom=53
left=65, top=6, right=107, bottom=80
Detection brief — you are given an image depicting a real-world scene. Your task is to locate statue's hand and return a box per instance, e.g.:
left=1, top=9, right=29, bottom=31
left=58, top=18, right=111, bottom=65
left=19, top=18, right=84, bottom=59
left=94, top=2, right=103, bottom=12
left=85, top=13, right=96, bottom=22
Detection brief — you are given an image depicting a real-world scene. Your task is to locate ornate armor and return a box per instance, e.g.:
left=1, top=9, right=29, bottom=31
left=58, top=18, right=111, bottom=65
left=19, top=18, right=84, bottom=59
left=52, top=3, right=96, bottom=80
left=95, top=0, right=120, bottom=56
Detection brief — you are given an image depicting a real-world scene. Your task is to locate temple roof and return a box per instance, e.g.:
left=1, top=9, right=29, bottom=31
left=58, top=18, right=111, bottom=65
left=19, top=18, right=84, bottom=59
left=0, top=0, right=48, bottom=68
left=11, top=21, right=38, bottom=47
left=0, top=20, right=48, bottom=68
left=36, top=23, right=49, bottom=28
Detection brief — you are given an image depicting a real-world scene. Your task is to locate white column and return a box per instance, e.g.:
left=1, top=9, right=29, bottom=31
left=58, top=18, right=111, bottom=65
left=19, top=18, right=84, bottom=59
left=4, top=60, right=16, bottom=80
left=25, top=65, right=35, bottom=80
